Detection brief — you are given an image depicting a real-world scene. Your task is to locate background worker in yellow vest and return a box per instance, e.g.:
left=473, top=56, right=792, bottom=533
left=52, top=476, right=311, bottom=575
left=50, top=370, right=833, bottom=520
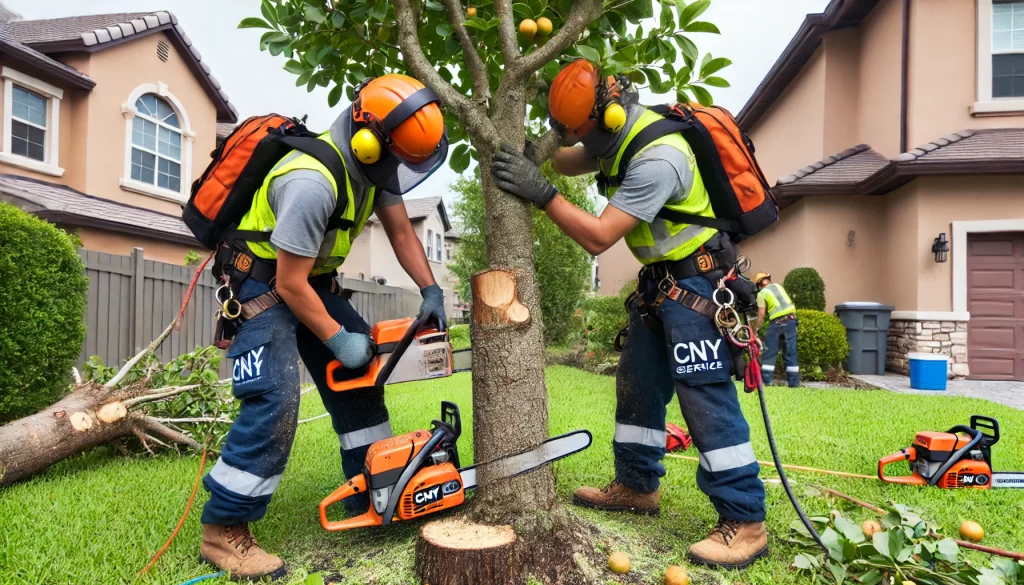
left=754, top=273, right=799, bottom=387
left=198, top=75, right=449, bottom=579
left=491, top=60, right=767, bottom=570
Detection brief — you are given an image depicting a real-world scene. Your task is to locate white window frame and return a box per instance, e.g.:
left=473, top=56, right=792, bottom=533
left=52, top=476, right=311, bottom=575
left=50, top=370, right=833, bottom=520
left=974, top=0, right=1024, bottom=115
left=427, top=229, right=435, bottom=261
left=0, top=66, right=63, bottom=177
left=120, top=82, right=194, bottom=203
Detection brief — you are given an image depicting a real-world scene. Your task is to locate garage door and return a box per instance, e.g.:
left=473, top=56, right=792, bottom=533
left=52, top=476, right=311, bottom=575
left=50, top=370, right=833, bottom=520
left=967, top=232, right=1024, bottom=380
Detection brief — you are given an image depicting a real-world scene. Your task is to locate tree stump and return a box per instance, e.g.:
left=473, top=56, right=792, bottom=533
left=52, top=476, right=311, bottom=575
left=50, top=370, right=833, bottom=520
left=415, top=519, right=517, bottom=585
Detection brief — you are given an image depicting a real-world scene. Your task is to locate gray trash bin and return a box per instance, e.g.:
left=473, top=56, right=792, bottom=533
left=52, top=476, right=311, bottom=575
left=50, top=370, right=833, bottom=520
left=834, top=302, right=895, bottom=375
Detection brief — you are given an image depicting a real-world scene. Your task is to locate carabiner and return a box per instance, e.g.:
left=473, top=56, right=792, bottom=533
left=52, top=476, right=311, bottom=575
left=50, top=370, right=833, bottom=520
left=223, top=298, right=242, bottom=319
left=215, top=284, right=234, bottom=305
left=712, top=286, right=735, bottom=309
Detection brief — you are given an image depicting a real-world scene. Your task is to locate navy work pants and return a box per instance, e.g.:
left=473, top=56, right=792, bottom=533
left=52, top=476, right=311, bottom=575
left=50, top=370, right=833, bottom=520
left=761, top=317, right=799, bottom=387
left=614, top=275, right=766, bottom=523
left=201, top=278, right=386, bottom=525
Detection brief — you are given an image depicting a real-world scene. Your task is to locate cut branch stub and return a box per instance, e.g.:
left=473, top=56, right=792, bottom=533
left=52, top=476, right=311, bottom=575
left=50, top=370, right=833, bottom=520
left=415, top=519, right=517, bottom=585
left=471, top=269, right=531, bottom=327
left=96, top=401, right=128, bottom=424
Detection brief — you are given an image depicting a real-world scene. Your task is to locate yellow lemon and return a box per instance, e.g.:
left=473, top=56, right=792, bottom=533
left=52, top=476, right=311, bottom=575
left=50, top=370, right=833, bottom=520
left=518, top=19, right=537, bottom=40
left=665, top=565, right=689, bottom=585
left=608, top=551, right=630, bottom=574
left=959, top=520, right=984, bottom=543
left=536, top=17, right=553, bottom=36
left=466, top=6, right=477, bottom=17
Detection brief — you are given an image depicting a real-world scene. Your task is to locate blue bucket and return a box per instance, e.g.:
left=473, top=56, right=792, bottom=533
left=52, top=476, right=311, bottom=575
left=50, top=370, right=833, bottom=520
left=909, top=353, right=948, bottom=391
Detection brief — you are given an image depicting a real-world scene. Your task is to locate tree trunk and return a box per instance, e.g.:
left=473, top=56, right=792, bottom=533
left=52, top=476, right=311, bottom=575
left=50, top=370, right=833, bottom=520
left=415, top=519, right=517, bottom=585
left=0, top=383, right=138, bottom=484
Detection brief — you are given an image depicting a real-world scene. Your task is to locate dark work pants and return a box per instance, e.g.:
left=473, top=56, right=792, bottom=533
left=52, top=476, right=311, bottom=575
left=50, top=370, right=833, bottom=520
left=761, top=317, right=799, bottom=387
left=201, top=278, right=386, bottom=525
left=613, top=275, right=766, bottom=523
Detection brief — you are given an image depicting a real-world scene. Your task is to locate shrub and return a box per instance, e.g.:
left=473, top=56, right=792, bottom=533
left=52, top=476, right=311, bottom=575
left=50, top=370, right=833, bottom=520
left=0, top=203, right=88, bottom=422
left=582, top=295, right=628, bottom=351
left=449, top=324, right=470, bottom=351
left=763, top=309, right=849, bottom=380
left=783, top=267, right=826, bottom=311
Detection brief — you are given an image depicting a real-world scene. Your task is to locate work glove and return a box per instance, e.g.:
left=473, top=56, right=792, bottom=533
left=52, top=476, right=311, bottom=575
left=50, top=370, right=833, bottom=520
left=324, top=327, right=375, bottom=369
left=418, top=283, right=448, bottom=331
left=490, top=144, right=558, bottom=209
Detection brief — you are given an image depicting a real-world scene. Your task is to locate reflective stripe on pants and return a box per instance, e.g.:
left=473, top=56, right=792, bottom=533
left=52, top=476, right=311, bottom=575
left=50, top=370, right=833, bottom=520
left=208, top=459, right=283, bottom=497
left=339, top=419, right=392, bottom=450
left=698, top=442, right=757, bottom=473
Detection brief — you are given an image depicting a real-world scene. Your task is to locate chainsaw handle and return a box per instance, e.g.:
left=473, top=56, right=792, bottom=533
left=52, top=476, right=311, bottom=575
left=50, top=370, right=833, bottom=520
left=373, top=315, right=436, bottom=387
left=319, top=475, right=382, bottom=531
left=878, top=448, right=927, bottom=485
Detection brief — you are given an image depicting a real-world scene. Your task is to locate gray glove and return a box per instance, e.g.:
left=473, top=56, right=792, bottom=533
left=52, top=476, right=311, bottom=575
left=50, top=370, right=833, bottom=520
left=490, top=144, right=557, bottom=209
left=324, top=327, right=375, bottom=369
left=418, top=283, right=447, bottom=331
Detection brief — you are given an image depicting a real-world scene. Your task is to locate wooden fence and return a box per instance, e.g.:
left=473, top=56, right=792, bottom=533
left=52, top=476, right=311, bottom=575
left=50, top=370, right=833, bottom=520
left=79, top=248, right=422, bottom=379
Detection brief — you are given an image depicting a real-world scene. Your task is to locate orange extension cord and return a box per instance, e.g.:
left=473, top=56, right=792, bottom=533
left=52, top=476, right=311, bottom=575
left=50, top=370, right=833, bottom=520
left=137, top=444, right=209, bottom=576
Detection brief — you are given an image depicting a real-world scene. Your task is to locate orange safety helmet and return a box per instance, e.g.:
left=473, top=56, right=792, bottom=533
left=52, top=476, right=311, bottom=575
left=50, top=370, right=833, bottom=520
left=351, top=74, right=445, bottom=164
left=548, top=60, right=600, bottom=140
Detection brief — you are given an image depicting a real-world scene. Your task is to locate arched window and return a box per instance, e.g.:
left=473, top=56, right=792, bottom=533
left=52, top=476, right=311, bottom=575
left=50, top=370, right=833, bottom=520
left=121, top=82, right=193, bottom=203
left=131, top=94, right=181, bottom=192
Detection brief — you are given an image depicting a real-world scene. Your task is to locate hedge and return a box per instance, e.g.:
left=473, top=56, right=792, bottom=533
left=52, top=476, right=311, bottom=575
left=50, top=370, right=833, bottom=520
left=783, top=267, right=826, bottom=311
left=763, top=309, right=849, bottom=381
left=582, top=295, right=628, bottom=351
left=0, top=203, right=88, bottom=422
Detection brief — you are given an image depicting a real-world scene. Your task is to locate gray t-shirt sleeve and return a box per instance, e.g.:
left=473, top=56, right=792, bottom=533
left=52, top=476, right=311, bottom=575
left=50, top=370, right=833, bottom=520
left=267, top=170, right=336, bottom=258
left=374, top=190, right=403, bottom=208
left=607, top=144, right=694, bottom=223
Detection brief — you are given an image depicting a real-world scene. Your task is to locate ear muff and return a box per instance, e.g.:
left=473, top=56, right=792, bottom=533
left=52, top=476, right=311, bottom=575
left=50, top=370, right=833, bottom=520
left=351, top=127, right=383, bottom=164
left=596, top=75, right=628, bottom=133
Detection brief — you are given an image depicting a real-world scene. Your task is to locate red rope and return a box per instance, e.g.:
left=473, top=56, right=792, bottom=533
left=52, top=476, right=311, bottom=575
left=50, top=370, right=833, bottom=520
left=174, top=251, right=215, bottom=331
left=137, top=444, right=209, bottom=576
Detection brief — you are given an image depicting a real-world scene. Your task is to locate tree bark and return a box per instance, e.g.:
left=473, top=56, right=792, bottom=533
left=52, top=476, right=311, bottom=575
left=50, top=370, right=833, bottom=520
left=415, top=519, right=517, bottom=585
left=0, top=383, right=139, bottom=484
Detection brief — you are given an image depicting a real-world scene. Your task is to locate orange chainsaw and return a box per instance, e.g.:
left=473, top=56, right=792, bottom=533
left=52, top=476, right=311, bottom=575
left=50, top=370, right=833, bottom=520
left=879, top=415, right=1024, bottom=489
left=319, top=401, right=592, bottom=531
left=326, top=315, right=454, bottom=392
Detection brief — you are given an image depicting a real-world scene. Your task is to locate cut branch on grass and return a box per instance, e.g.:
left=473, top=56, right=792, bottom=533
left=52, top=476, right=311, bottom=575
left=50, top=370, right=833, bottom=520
left=122, top=385, right=202, bottom=408
left=140, top=417, right=202, bottom=451
left=151, top=417, right=233, bottom=425
left=104, top=322, right=174, bottom=389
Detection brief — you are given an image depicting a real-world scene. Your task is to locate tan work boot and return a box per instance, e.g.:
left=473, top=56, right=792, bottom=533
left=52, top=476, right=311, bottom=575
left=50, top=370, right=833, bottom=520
left=687, top=517, right=768, bottom=570
left=200, top=523, right=286, bottom=581
left=572, top=481, right=660, bottom=516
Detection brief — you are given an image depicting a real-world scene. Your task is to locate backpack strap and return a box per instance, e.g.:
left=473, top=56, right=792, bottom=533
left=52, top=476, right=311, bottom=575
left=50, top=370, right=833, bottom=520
left=276, top=135, right=355, bottom=232
left=603, top=112, right=742, bottom=234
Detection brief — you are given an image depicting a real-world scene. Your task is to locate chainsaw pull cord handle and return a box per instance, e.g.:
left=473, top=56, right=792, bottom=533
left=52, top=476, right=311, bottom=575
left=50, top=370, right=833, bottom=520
left=928, top=426, right=983, bottom=487
left=380, top=425, right=449, bottom=525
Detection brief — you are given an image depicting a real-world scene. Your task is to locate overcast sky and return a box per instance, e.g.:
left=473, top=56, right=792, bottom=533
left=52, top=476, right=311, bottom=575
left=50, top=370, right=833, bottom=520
left=7, top=0, right=830, bottom=206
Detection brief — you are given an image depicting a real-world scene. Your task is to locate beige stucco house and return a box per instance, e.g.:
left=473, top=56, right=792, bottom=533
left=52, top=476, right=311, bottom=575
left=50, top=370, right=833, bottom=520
left=0, top=9, right=237, bottom=265
left=344, top=195, right=469, bottom=319
left=597, top=0, right=1024, bottom=381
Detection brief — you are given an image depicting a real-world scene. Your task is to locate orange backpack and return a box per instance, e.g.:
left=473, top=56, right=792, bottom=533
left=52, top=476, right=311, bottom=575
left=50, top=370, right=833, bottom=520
left=184, top=114, right=350, bottom=249
left=601, top=103, right=778, bottom=242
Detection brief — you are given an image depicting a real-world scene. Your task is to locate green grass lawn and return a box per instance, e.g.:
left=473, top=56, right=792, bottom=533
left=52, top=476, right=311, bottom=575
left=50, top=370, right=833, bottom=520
left=2, top=367, right=1023, bottom=585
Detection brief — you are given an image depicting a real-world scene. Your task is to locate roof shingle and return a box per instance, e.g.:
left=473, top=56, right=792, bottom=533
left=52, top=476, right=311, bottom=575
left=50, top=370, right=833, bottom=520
left=894, top=129, right=1024, bottom=163
left=368, top=195, right=451, bottom=231
left=0, top=174, right=196, bottom=245
left=0, top=27, right=94, bottom=89
left=4, top=13, right=152, bottom=44
left=777, top=145, right=889, bottom=186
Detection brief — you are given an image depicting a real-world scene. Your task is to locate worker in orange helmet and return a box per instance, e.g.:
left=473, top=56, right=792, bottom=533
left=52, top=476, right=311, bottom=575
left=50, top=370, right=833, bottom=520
left=199, top=74, right=449, bottom=579
left=491, top=60, right=768, bottom=570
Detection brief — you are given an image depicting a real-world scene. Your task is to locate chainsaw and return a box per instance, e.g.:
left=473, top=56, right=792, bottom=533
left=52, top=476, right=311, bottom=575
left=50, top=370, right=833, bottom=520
left=326, top=315, right=454, bottom=392
left=319, top=401, right=592, bottom=531
left=879, top=415, right=1024, bottom=489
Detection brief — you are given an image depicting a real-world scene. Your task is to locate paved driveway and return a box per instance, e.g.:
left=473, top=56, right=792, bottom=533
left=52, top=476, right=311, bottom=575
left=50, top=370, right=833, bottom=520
left=852, top=374, right=1024, bottom=410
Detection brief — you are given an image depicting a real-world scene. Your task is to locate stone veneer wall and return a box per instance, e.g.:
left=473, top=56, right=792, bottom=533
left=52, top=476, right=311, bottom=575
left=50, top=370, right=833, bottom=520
left=886, top=320, right=969, bottom=379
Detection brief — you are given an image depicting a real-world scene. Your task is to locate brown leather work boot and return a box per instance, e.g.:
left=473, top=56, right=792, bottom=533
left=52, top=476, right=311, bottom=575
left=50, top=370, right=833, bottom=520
left=572, top=481, right=660, bottom=515
left=200, top=523, right=286, bottom=580
left=687, top=517, right=768, bottom=570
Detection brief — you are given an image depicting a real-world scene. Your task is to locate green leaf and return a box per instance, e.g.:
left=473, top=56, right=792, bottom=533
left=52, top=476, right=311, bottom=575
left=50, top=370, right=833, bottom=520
left=674, top=34, right=698, bottom=64
left=622, top=0, right=654, bottom=23
left=936, top=538, right=959, bottom=563
left=701, top=75, right=729, bottom=88
left=269, top=39, right=292, bottom=57
left=691, top=84, right=713, bottom=106
left=327, top=84, right=344, bottom=108
left=577, top=45, right=601, bottom=63
left=827, top=561, right=847, bottom=585
left=872, top=529, right=906, bottom=559
left=331, top=11, right=346, bottom=28
left=990, top=558, right=1020, bottom=579
left=283, top=60, right=308, bottom=75
left=436, top=21, right=453, bottom=38
left=238, top=17, right=273, bottom=30
left=821, top=527, right=846, bottom=562
left=677, top=0, right=710, bottom=27
left=512, top=2, right=531, bottom=20
left=304, top=573, right=325, bottom=585
left=700, top=56, right=732, bottom=77
left=369, top=0, right=387, bottom=21
left=303, top=4, right=327, bottom=24
left=260, top=0, right=278, bottom=25
left=685, top=21, right=721, bottom=34
left=833, top=516, right=867, bottom=544
left=792, top=553, right=818, bottom=570
left=424, top=0, right=444, bottom=11
left=859, top=569, right=884, bottom=585
left=450, top=143, right=471, bottom=173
